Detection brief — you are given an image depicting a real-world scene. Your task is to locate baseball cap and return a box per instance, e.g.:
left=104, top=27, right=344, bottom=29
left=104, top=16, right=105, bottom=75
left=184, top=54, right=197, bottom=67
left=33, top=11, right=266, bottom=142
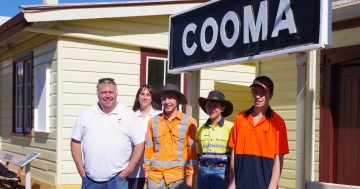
left=250, top=76, right=274, bottom=93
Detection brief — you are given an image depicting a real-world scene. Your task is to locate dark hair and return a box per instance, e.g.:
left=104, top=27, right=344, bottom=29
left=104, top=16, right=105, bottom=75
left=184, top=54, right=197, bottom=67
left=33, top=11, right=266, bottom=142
left=132, top=84, right=160, bottom=111
left=251, top=76, right=274, bottom=95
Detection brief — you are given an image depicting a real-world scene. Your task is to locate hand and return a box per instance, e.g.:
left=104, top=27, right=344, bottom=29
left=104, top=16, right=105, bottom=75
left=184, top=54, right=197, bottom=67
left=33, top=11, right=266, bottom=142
left=79, top=169, right=86, bottom=178
left=227, top=183, right=236, bottom=189
left=143, top=182, right=148, bottom=189
left=118, top=165, right=134, bottom=178
left=268, top=185, right=278, bottom=189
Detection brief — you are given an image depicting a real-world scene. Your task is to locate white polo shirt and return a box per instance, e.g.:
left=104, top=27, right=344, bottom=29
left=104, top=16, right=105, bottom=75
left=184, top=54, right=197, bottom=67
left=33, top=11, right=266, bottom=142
left=129, top=108, right=161, bottom=178
left=72, top=103, right=143, bottom=182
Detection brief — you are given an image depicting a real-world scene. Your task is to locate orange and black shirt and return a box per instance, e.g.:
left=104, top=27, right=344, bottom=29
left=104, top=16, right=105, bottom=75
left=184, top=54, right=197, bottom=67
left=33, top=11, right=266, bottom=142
left=228, top=106, right=289, bottom=189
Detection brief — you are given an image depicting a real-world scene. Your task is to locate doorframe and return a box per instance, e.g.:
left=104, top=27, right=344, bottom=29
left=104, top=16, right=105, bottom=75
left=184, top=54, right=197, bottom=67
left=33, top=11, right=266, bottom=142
left=320, top=44, right=360, bottom=183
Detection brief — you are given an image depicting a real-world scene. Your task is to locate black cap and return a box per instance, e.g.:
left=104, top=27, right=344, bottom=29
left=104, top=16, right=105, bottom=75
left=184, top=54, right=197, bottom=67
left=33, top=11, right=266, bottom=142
left=250, top=76, right=274, bottom=94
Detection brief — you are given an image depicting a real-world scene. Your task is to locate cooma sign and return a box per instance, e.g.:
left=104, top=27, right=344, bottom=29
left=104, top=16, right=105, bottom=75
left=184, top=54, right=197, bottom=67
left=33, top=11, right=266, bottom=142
left=169, top=0, right=331, bottom=73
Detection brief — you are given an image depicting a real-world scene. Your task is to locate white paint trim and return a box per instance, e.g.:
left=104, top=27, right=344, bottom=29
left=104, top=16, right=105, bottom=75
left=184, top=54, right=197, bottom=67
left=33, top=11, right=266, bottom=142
left=305, top=50, right=317, bottom=182
left=296, top=53, right=306, bottom=189
left=33, top=63, right=50, bottom=133
left=320, top=0, right=332, bottom=47
left=56, top=39, right=63, bottom=184
left=170, top=0, right=221, bottom=19
left=23, top=3, right=202, bottom=22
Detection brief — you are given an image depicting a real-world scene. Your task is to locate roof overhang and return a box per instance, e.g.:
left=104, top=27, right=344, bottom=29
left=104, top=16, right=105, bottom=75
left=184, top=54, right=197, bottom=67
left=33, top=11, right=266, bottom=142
left=21, top=0, right=207, bottom=22
left=0, top=0, right=206, bottom=53
left=332, top=0, right=360, bottom=22
left=1, top=0, right=359, bottom=54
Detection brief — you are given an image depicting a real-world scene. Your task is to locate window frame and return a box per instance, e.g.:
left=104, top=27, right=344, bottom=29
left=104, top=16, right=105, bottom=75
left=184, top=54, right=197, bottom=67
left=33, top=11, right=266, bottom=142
left=140, top=48, right=187, bottom=112
left=12, top=51, right=33, bottom=136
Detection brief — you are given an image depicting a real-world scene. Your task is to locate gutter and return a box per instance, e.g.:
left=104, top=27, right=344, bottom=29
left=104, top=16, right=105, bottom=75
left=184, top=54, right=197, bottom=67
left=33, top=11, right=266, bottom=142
left=0, top=13, right=30, bottom=42
left=20, top=0, right=207, bottom=11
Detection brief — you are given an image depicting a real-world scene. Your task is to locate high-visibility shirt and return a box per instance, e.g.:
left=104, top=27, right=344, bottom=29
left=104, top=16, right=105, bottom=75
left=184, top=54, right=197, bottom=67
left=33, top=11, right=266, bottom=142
left=144, top=111, right=197, bottom=185
left=228, top=106, right=289, bottom=189
left=196, top=118, right=233, bottom=163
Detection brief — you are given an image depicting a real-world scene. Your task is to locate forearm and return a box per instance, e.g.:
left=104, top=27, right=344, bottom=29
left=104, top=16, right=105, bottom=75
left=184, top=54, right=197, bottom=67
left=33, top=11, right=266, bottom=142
left=128, top=142, right=145, bottom=170
left=186, top=165, right=196, bottom=189
left=120, top=142, right=145, bottom=177
left=70, top=139, right=85, bottom=177
left=268, top=154, right=284, bottom=189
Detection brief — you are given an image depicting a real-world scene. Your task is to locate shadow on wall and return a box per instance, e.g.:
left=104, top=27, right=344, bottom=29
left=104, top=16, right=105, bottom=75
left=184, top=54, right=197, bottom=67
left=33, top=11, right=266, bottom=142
left=214, top=81, right=253, bottom=122
left=9, top=132, right=49, bottom=146
left=33, top=132, right=49, bottom=144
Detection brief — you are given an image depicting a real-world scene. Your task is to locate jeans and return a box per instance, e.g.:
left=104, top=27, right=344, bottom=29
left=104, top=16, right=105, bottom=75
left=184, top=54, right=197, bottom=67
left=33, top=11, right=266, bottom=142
left=81, top=175, right=128, bottom=189
left=197, top=164, right=229, bottom=189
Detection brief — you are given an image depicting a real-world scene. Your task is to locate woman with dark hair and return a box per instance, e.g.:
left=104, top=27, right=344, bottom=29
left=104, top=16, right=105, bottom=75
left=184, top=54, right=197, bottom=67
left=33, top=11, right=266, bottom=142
left=128, top=84, right=161, bottom=189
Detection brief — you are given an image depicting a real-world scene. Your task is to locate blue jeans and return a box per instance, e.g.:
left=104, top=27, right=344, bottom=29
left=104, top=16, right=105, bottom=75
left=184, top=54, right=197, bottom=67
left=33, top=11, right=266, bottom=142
left=81, top=175, right=128, bottom=189
left=197, top=164, right=229, bottom=189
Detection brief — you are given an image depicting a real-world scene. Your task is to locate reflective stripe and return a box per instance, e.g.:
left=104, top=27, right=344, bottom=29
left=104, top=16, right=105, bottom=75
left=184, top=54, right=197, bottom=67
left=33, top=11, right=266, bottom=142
left=187, top=139, right=196, bottom=147
left=177, top=115, right=188, bottom=161
left=201, top=144, right=228, bottom=149
left=149, top=114, right=194, bottom=168
left=153, top=116, right=160, bottom=152
left=144, top=159, right=151, bottom=164
left=150, top=160, right=188, bottom=167
left=188, top=159, right=198, bottom=165
left=145, top=139, right=153, bottom=147
left=199, top=153, right=230, bottom=160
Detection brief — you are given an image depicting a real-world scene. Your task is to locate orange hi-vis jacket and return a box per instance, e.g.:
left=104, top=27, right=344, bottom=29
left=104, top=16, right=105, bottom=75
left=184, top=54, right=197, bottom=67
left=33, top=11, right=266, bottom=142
left=144, top=111, right=198, bottom=185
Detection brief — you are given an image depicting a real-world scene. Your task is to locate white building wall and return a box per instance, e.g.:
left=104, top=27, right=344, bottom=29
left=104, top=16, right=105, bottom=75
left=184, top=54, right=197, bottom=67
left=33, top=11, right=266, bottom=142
left=57, top=37, right=141, bottom=184
left=0, top=37, right=58, bottom=184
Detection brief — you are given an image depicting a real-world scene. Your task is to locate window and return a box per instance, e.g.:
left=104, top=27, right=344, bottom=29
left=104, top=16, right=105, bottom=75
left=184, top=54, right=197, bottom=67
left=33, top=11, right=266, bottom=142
left=147, top=58, right=181, bottom=90
left=140, top=48, right=187, bottom=112
left=13, top=52, right=33, bottom=135
left=140, top=48, right=183, bottom=90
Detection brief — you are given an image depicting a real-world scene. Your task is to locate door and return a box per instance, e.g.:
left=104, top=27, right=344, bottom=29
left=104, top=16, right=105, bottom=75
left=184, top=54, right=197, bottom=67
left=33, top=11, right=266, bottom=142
left=320, top=45, right=360, bottom=185
left=333, top=63, right=360, bottom=185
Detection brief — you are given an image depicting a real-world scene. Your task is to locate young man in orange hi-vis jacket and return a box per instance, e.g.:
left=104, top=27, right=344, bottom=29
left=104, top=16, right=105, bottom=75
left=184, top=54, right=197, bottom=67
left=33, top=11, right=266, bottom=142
left=144, top=83, right=198, bottom=189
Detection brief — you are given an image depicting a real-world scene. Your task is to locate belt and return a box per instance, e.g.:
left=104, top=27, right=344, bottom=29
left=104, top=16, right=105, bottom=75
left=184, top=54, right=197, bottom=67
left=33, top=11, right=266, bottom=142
left=199, top=160, right=226, bottom=167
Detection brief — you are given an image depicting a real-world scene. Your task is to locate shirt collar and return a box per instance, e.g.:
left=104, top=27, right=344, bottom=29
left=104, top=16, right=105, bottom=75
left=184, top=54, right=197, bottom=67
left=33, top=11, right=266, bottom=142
left=205, top=117, right=225, bottom=127
left=95, top=102, right=122, bottom=116
left=244, top=105, right=273, bottom=118
left=160, top=110, right=182, bottom=121
left=134, top=107, right=160, bottom=117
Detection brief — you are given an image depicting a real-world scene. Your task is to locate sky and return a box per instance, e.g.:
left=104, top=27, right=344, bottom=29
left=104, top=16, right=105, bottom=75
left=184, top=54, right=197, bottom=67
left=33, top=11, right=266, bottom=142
left=0, top=0, right=133, bottom=18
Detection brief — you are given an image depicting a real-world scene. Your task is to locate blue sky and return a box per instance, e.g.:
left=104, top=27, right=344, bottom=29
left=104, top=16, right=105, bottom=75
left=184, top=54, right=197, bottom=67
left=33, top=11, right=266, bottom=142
left=0, top=0, right=132, bottom=17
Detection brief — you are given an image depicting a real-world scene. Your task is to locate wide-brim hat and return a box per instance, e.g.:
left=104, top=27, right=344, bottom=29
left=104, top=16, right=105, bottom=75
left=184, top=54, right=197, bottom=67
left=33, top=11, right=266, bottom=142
left=153, top=83, right=187, bottom=105
left=199, top=90, right=233, bottom=117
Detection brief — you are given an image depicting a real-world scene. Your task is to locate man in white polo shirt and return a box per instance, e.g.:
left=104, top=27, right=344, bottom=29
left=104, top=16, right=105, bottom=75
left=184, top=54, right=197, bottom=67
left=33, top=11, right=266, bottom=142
left=71, top=78, right=144, bottom=189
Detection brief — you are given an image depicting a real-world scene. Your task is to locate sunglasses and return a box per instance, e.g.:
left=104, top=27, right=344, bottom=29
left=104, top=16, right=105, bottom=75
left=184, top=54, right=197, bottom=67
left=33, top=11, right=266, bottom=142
left=98, top=78, right=116, bottom=84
